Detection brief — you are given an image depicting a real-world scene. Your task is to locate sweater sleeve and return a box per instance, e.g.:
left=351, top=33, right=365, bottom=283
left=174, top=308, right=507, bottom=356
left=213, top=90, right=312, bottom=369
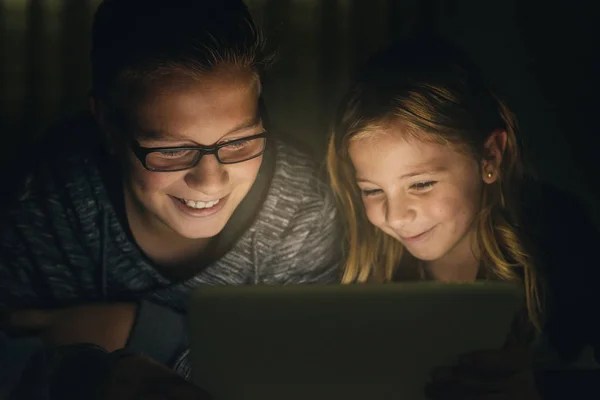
left=126, top=300, right=188, bottom=367
left=0, top=185, right=188, bottom=370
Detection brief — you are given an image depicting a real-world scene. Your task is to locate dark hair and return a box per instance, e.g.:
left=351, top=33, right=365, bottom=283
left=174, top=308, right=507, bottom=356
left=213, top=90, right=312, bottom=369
left=90, top=0, right=272, bottom=102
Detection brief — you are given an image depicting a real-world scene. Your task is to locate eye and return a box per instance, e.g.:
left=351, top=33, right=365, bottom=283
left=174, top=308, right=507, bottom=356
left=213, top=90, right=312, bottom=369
left=361, top=188, right=383, bottom=197
left=157, top=149, right=191, bottom=158
left=224, top=139, right=251, bottom=150
left=410, top=181, right=437, bottom=191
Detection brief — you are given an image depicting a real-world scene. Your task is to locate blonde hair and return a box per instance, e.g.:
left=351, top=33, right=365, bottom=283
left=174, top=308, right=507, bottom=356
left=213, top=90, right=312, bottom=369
left=327, top=36, right=544, bottom=331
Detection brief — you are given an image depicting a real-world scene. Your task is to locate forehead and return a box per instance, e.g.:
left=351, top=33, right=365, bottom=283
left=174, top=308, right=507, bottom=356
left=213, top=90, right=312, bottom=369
left=125, top=68, right=261, bottom=142
left=348, top=129, right=474, bottom=178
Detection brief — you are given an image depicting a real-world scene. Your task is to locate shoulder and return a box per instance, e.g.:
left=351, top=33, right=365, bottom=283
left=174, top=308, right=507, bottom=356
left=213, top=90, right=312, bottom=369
left=244, top=139, right=342, bottom=280
left=256, top=138, right=338, bottom=237
left=3, top=113, right=108, bottom=209
left=0, top=115, right=113, bottom=303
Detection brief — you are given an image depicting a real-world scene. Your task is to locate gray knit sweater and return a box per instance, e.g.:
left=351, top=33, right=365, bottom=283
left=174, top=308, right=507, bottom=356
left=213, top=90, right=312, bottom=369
left=0, top=114, right=343, bottom=379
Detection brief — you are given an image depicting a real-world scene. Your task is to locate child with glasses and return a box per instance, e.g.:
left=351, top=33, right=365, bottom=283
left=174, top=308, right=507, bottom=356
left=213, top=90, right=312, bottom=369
left=327, top=35, right=600, bottom=399
left=0, top=0, right=342, bottom=398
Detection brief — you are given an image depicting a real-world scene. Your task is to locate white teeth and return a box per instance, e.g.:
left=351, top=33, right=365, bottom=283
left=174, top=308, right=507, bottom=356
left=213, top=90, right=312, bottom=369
left=182, top=198, right=220, bottom=209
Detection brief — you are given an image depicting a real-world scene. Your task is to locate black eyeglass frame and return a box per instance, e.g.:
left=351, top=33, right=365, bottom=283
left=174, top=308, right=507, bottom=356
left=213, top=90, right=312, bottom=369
left=131, top=131, right=268, bottom=172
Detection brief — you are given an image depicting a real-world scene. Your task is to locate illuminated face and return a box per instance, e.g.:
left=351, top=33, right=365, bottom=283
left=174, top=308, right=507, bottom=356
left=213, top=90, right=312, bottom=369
left=349, top=128, right=484, bottom=265
left=120, top=67, right=264, bottom=240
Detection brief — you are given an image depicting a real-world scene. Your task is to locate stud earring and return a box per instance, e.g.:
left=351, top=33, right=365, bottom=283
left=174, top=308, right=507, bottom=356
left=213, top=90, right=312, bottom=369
left=487, top=172, right=493, bottom=178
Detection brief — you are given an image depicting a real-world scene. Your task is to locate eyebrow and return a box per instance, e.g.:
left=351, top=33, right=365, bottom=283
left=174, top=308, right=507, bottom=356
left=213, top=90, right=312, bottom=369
left=356, top=165, right=447, bottom=183
left=136, top=113, right=262, bottom=142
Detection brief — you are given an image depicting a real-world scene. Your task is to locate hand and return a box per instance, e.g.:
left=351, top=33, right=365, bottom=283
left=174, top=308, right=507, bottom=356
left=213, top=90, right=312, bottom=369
left=99, top=354, right=211, bottom=400
left=8, top=303, right=136, bottom=352
left=426, top=346, right=540, bottom=400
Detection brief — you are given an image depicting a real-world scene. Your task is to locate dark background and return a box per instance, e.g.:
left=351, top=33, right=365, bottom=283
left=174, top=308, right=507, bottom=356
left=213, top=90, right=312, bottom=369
left=1, top=0, right=598, bottom=223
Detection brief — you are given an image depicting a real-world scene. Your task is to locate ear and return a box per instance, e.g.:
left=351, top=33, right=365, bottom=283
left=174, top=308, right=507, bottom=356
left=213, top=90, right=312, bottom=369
left=481, top=129, right=507, bottom=184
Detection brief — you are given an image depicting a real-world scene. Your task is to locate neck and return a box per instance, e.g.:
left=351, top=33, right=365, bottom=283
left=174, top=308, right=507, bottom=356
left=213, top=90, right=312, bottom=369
left=424, top=228, right=480, bottom=282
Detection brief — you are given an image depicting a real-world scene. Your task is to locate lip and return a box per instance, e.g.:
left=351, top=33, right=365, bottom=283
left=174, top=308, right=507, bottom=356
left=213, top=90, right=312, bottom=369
left=169, top=194, right=229, bottom=218
left=399, top=225, right=436, bottom=243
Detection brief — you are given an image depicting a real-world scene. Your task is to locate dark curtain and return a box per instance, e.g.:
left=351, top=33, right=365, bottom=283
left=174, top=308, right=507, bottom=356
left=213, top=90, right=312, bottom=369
left=1, top=0, right=598, bottom=221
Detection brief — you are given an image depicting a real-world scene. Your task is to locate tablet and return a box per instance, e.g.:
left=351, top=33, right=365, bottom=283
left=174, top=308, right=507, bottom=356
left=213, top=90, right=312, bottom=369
left=189, top=281, right=524, bottom=400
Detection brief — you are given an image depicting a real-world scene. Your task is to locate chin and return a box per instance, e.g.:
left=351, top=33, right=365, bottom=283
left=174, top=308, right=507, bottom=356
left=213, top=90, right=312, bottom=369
left=173, top=227, right=223, bottom=240
left=173, top=220, right=228, bottom=239
left=404, top=247, right=447, bottom=262
left=160, top=213, right=227, bottom=239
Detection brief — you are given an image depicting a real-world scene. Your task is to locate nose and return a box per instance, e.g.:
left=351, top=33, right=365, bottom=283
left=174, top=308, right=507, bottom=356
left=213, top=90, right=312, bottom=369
left=385, top=195, right=416, bottom=230
left=184, top=154, right=228, bottom=194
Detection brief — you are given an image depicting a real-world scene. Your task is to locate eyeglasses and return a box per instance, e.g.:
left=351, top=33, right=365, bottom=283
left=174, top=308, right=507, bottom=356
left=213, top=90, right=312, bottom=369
left=131, top=132, right=268, bottom=172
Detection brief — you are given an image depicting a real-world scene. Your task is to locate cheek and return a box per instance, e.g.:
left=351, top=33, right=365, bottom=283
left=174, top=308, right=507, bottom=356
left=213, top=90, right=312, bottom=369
left=430, top=194, right=477, bottom=229
left=128, top=163, right=183, bottom=194
left=429, top=197, right=462, bottom=220
left=363, top=199, right=385, bottom=227
left=229, top=156, right=262, bottom=185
